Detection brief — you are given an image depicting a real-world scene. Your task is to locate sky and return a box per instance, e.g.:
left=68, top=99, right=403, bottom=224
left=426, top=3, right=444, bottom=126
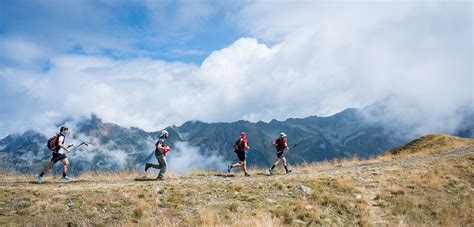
left=0, top=0, right=472, bottom=137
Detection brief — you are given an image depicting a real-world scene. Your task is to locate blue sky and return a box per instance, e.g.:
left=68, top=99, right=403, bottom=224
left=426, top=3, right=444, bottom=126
left=0, top=1, right=472, bottom=137
left=1, top=0, right=245, bottom=64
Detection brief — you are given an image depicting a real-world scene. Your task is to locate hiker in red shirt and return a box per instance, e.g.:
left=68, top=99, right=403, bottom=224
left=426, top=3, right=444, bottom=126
left=268, top=132, right=292, bottom=175
left=228, top=132, right=251, bottom=177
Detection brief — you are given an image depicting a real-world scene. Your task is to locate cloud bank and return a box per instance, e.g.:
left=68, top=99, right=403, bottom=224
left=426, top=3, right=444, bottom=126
left=1, top=1, right=472, bottom=138
left=167, top=141, right=227, bottom=173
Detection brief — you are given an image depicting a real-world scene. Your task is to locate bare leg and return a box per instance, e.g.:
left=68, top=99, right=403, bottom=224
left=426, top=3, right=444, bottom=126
left=42, top=161, right=56, bottom=174
left=61, top=158, right=69, bottom=176
left=273, top=158, right=281, bottom=166
left=270, top=158, right=282, bottom=171
left=242, top=161, right=247, bottom=174
left=282, top=157, right=290, bottom=173
left=231, top=162, right=242, bottom=168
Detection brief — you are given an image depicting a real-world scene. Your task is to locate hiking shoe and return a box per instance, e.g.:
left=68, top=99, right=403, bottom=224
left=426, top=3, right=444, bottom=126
left=268, top=168, right=274, bottom=176
left=286, top=169, right=292, bottom=174
left=145, top=163, right=151, bottom=172
left=35, top=174, right=42, bottom=183
left=245, top=173, right=251, bottom=177
left=62, top=176, right=71, bottom=181
left=227, top=165, right=231, bottom=173
left=156, top=176, right=164, bottom=181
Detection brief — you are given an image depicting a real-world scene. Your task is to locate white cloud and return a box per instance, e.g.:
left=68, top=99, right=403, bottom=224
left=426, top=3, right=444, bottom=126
left=167, top=141, right=227, bottom=173
left=0, top=38, right=49, bottom=64
left=0, top=1, right=472, bottom=139
left=234, top=1, right=472, bottom=134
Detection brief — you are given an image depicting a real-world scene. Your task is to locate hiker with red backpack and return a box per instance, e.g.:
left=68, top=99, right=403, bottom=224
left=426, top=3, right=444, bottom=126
left=36, top=127, right=72, bottom=183
left=228, top=132, right=251, bottom=177
left=268, top=132, right=292, bottom=175
left=145, top=130, right=170, bottom=180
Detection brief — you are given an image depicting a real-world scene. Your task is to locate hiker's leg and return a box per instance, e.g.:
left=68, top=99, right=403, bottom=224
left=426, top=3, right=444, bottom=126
left=149, top=154, right=163, bottom=169
left=61, top=158, right=69, bottom=177
left=282, top=157, right=290, bottom=172
left=149, top=163, right=161, bottom=169
left=242, top=161, right=247, bottom=173
left=157, top=155, right=167, bottom=179
left=231, top=162, right=242, bottom=168
left=41, top=162, right=55, bottom=176
left=271, top=158, right=280, bottom=170
left=232, top=151, right=244, bottom=168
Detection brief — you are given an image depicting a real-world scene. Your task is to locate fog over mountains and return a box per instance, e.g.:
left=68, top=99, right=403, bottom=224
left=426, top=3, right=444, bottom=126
left=1, top=102, right=472, bottom=174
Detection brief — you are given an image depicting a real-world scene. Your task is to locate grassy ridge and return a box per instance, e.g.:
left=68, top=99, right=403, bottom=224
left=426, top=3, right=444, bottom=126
left=0, top=134, right=473, bottom=226
left=388, top=134, right=474, bottom=155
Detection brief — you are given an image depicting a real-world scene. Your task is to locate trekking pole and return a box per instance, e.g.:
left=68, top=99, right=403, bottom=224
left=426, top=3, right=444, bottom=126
left=68, top=142, right=88, bottom=153
left=39, top=144, right=74, bottom=161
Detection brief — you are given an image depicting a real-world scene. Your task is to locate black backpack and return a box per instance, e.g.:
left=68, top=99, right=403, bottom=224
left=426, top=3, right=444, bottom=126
left=275, top=138, right=284, bottom=147
left=234, top=138, right=243, bottom=151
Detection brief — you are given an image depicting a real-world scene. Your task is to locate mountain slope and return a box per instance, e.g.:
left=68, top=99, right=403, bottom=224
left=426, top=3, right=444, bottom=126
left=1, top=105, right=471, bottom=173
left=1, top=135, right=472, bottom=226
left=388, top=134, right=474, bottom=155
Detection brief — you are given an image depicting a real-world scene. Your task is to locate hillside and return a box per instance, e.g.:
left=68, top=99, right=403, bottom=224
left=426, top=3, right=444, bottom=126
left=388, top=134, right=474, bottom=155
left=1, top=135, right=473, bottom=226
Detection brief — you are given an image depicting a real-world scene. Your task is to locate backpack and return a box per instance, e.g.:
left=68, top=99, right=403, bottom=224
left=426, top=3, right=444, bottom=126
left=275, top=138, right=286, bottom=150
left=234, top=138, right=244, bottom=151
left=47, top=133, right=59, bottom=151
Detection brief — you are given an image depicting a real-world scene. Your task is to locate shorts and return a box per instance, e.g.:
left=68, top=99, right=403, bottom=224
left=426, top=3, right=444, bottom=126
left=235, top=150, right=246, bottom=162
left=277, top=151, right=285, bottom=158
left=51, top=152, right=67, bottom=163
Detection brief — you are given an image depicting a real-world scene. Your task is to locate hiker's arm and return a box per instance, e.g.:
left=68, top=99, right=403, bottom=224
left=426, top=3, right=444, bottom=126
left=156, top=142, right=166, bottom=152
left=285, top=142, right=289, bottom=150
left=59, top=143, right=71, bottom=153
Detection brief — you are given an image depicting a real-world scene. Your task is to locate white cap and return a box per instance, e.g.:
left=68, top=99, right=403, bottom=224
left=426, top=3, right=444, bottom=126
left=160, top=130, right=169, bottom=137
left=280, top=132, right=287, bottom=137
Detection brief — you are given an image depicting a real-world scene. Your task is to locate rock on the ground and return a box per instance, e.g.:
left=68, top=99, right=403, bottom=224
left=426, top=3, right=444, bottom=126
left=298, top=184, right=312, bottom=195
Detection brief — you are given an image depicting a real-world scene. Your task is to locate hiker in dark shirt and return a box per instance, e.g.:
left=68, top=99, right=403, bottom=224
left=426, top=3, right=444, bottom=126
left=145, top=130, right=170, bottom=180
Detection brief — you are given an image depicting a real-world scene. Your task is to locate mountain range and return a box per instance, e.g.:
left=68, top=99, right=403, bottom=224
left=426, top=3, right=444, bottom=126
left=1, top=103, right=472, bottom=174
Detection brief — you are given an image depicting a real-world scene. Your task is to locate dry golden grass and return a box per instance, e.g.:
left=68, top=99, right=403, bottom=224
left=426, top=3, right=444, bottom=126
left=389, top=185, right=405, bottom=195
left=0, top=168, right=372, bottom=226
left=388, top=133, right=474, bottom=156
left=0, top=134, right=472, bottom=226
left=335, top=174, right=357, bottom=192
left=378, top=153, right=474, bottom=226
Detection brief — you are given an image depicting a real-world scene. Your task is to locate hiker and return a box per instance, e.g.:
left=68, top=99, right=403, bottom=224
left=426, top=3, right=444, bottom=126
left=145, top=130, right=170, bottom=180
left=228, top=132, right=251, bottom=177
left=36, top=127, right=72, bottom=183
left=268, top=132, right=292, bottom=175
